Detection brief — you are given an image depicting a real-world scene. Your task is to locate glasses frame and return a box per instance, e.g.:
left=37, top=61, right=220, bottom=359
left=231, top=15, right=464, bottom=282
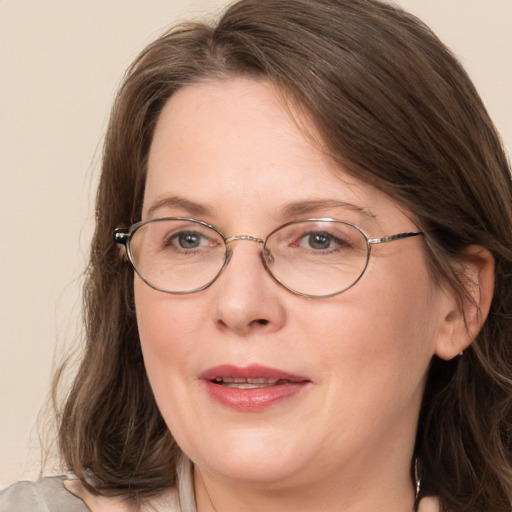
left=114, top=217, right=423, bottom=299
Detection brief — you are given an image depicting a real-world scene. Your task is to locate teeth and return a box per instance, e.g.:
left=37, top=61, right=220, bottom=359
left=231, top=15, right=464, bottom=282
left=213, top=377, right=285, bottom=388
left=225, top=382, right=271, bottom=389
left=248, top=378, right=279, bottom=385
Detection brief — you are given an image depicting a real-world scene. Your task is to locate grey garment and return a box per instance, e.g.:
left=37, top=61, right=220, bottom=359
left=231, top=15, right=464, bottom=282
left=0, top=476, right=90, bottom=512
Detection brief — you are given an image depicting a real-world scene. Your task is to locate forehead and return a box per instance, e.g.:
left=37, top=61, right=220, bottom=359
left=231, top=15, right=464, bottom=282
left=144, top=78, right=410, bottom=232
left=146, top=77, right=320, bottom=186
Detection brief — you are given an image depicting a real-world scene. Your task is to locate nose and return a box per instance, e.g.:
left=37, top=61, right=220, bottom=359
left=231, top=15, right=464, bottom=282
left=213, top=238, right=287, bottom=336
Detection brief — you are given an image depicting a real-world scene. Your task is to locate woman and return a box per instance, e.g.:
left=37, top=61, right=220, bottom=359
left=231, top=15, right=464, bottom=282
left=2, top=0, right=511, bottom=511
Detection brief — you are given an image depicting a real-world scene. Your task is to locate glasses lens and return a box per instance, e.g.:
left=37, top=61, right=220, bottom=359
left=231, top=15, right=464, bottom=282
left=264, top=220, right=369, bottom=297
left=128, top=219, right=226, bottom=293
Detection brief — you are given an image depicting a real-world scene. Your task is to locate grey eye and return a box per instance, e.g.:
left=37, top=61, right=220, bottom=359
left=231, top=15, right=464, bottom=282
left=176, top=232, right=202, bottom=249
left=307, top=233, right=332, bottom=250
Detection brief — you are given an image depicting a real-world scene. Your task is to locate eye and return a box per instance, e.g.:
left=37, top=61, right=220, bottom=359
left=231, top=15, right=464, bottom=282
left=162, top=230, right=213, bottom=252
left=174, top=231, right=204, bottom=249
left=298, top=231, right=349, bottom=251
left=305, top=232, right=333, bottom=250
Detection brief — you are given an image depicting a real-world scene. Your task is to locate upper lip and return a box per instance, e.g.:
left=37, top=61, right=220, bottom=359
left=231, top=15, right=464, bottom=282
left=200, top=364, right=310, bottom=383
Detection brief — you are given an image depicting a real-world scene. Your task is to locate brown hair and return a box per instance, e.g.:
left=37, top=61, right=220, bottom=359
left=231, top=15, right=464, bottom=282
left=55, top=0, right=512, bottom=510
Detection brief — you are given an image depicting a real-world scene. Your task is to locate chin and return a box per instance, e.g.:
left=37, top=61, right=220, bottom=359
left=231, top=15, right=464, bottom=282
left=183, top=427, right=314, bottom=485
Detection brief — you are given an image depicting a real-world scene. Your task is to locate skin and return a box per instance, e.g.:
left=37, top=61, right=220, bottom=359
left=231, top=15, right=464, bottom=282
left=134, top=78, right=484, bottom=512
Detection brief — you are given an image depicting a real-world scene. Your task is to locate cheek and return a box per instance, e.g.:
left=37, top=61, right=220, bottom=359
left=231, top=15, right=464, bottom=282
left=134, top=279, right=207, bottom=392
left=134, top=280, right=207, bottom=437
left=370, top=275, right=439, bottom=372
left=304, top=258, right=440, bottom=408
left=135, top=278, right=203, bottom=345
left=363, top=248, right=441, bottom=347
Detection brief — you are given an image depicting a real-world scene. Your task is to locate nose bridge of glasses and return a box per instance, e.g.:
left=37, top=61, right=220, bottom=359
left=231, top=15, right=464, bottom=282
left=221, top=235, right=269, bottom=280
left=225, top=235, right=265, bottom=245
left=223, top=235, right=268, bottom=268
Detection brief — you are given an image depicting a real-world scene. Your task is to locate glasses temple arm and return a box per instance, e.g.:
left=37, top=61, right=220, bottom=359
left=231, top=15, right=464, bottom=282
left=368, top=231, right=423, bottom=245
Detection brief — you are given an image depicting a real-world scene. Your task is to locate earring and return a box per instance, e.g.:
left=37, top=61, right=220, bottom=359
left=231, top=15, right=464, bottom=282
left=414, top=458, right=421, bottom=499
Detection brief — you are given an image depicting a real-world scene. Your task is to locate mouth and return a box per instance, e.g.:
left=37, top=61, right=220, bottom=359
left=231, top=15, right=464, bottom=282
left=201, top=364, right=310, bottom=387
left=200, top=365, right=311, bottom=411
left=211, top=377, right=298, bottom=389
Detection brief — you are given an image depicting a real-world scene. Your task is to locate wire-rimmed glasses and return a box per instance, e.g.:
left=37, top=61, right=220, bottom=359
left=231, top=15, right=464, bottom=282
left=114, top=217, right=423, bottom=299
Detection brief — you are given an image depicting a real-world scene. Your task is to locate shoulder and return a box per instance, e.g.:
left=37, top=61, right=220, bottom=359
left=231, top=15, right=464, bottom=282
left=0, top=476, right=182, bottom=512
left=0, top=476, right=90, bottom=511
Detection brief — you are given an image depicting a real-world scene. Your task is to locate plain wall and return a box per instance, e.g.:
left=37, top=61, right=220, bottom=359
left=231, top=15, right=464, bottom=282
left=1, top=0, right=511, bottom=487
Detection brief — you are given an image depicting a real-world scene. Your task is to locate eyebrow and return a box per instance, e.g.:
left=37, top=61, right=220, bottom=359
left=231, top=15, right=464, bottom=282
left=146, top=195, right=375, bottom=222
left=146, top=196, right=212, bottom=217
left=280, top=199, right=376, bottom=220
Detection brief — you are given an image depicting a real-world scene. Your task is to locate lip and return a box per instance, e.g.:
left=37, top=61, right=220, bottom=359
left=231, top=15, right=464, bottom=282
left=199, top=364, right=311, bottom=412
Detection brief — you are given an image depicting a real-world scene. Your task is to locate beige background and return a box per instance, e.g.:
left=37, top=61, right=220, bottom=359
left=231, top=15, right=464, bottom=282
left=1, top=0, right=511, bottom=487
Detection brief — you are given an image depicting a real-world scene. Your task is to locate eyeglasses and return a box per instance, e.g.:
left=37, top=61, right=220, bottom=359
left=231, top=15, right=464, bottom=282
left=114, top=217, right=423, bottom=299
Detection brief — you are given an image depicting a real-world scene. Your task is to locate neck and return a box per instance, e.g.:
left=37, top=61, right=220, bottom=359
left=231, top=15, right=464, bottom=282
left=193, top=460, right=416, bottom=512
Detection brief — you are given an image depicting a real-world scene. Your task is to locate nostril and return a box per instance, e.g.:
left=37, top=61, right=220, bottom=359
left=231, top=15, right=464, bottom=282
left=256, top=319, right=269, bottom=326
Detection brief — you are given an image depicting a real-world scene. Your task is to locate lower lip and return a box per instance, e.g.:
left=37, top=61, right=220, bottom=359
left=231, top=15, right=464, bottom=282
left=203, top=381, right=310, bottom=412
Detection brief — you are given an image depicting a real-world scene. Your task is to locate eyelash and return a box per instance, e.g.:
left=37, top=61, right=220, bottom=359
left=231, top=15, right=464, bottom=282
left=293, top=231, right=352, bottom=253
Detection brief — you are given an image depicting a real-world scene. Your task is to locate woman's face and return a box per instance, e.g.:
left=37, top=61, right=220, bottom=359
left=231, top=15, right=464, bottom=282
left=136, top=78, right=450, bottom=490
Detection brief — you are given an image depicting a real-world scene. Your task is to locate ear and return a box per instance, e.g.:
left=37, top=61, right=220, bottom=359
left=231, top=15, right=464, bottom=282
left=434, top=245, right=495, bottom=361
